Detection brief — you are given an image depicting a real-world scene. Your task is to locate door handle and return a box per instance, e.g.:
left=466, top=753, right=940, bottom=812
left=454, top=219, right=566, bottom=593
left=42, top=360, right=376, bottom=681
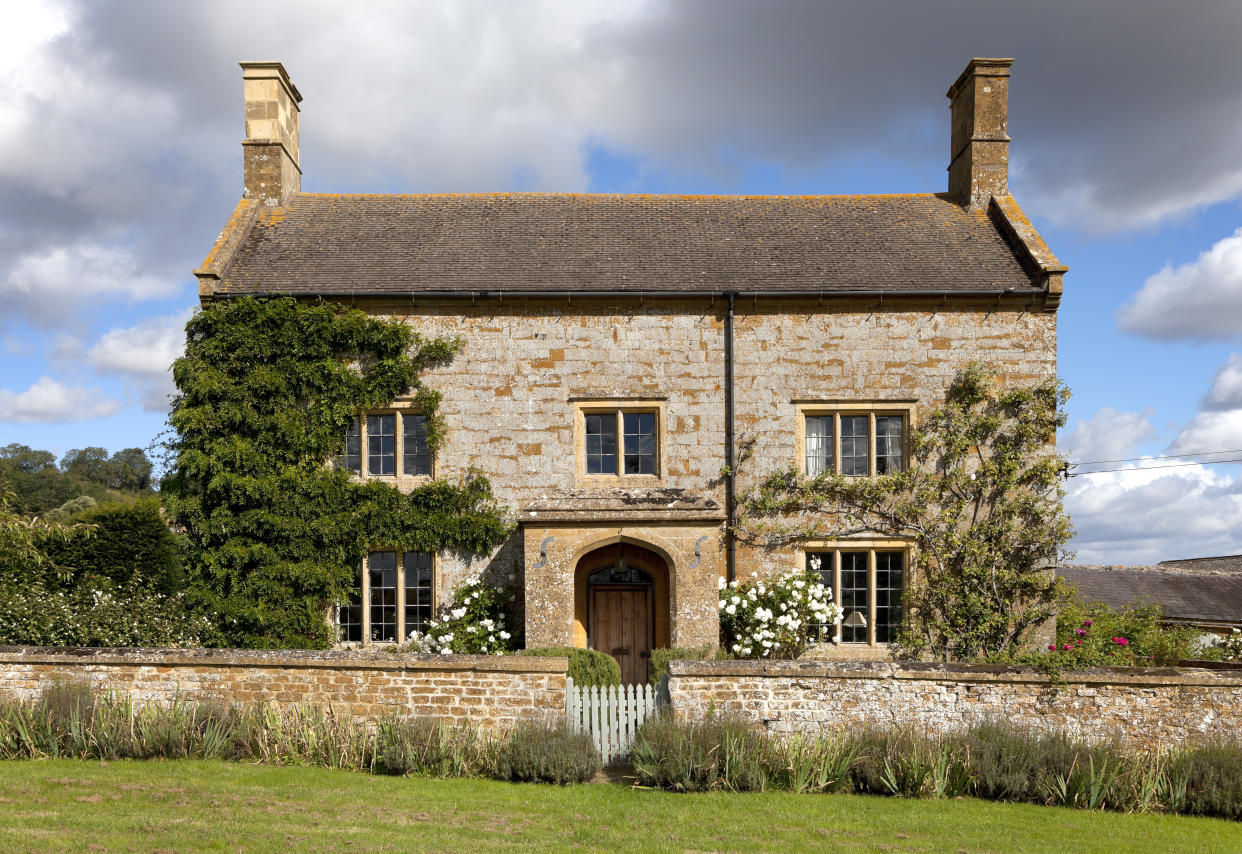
left=611, top=648, right=630, bottom=656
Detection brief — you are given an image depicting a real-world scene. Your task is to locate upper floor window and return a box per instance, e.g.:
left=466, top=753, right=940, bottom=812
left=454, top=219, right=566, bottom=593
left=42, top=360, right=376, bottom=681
left=336, top=411, right=432, bottom=478
left=802, top=408, right=908, bottom=477
left=582, top=407, right=660, bottom=477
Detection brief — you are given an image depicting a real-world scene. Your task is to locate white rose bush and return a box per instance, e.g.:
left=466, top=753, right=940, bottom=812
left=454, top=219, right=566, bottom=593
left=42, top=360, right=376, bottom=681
left=717, top=563, right=842, bottom=659
left=406, top=580, right=519, bottom=655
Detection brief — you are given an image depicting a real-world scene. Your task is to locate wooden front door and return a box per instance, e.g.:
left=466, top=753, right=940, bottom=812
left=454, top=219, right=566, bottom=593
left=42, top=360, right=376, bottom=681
left=589, top=585, right=653, bottom=685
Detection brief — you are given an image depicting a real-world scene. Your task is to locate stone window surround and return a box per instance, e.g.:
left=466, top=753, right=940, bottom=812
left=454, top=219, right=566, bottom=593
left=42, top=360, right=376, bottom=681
left=341, top=408, right=435, bottom=483
left=793, top=401, right=917, bottom=477
left=337, top=549, right=436, bottom=645
left=571, top=397, right=667, bottom=486
left=798, top=539, right=911, bottom=647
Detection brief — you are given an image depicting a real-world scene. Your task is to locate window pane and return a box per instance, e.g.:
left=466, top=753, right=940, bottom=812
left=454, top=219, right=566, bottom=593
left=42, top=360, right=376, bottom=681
left=840, top=415, right=869, bottom=477
left=805, top=415, right=833, bottom=476
left=875, top=551, right=904, bottom=643
left=367, top=414, right=396, bottom=476
left=875, top=416, right=904, bottom=475
left=623, top=411, right=657, bottom=475
left=403, top=414, right=432, bottom=476
left=335, top=417, right=361, bottom=474
left=585, top=413, right=617, bottom=474
left=336, top=573, right=362, bottom=643
left=368, top=551, right=397, bottom=642
left=840, top=552, right=869, bottom=643
left=403, top=552, right=433, bottom=638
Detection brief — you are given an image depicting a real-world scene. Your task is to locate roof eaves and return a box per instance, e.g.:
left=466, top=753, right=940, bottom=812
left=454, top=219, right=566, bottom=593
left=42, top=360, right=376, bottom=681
left=195, top=199, right=261, bottom=299
left=988, top=195, right=1067, bottom=312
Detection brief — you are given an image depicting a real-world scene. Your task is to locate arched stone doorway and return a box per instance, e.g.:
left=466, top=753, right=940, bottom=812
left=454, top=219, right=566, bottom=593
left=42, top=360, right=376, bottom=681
left=574, top=542, right=671, bottom=684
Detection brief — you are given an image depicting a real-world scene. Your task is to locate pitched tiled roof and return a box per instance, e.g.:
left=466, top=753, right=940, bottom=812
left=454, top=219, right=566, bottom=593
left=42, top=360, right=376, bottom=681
left=1057, top=565, right=1242, bottom=626
left=204, top=192, right=1042, bottom=296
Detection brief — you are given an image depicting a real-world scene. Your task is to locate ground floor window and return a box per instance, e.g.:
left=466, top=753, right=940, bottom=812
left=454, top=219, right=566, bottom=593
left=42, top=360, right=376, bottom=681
left=336, top=550, right=434, bottom=643
left=805, top=548, right=905, bottom=645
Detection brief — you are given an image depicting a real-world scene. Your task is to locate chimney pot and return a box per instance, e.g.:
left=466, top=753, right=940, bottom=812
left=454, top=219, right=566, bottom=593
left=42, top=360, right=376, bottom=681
left=240, top=61, right=302, bottom=206
left=947, top=57, right=1012, bottom=209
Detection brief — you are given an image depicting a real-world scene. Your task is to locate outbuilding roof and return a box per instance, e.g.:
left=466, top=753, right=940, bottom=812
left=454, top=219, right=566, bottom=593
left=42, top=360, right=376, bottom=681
left=197, top=191, right=1058, bottom=299
left=1057, top=564, right=1242, bottom=627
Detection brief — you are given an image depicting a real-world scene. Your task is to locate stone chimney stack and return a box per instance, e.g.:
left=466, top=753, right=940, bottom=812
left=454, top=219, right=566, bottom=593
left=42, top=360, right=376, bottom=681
left=240, top=61, right=302, bottom=206
left=946, top=58, right=1012, bottom=209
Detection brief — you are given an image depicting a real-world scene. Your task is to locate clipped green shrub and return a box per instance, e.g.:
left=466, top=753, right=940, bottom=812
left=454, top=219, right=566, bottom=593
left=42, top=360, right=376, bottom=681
left=491, top=722, right=599, bottom=784
left=647, top=647, right=712, bottom=686
left=520, top=647, right=620, bottom=687
left=1165, top=738, right=1242, bottom=820
left=42, top=497, right=185, bottom=594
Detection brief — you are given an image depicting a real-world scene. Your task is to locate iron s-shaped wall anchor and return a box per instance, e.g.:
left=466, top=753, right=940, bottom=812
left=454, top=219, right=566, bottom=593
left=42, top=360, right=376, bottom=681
left=687, top=535, right=710, bottom=569
left=531, top=536, right=555, bottom=569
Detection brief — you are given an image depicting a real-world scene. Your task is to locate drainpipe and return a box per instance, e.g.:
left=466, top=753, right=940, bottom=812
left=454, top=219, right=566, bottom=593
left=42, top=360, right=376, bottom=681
left=724, top=292, right=737, bottom=584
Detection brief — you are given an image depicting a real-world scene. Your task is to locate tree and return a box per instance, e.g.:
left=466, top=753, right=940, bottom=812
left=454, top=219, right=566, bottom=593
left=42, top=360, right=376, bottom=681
left=161, top=297, right=512, bottom=649
left=109, top=448, right=154, bottom=491
left=737, top=364, right=1074, bottom=661
left=60, top=446, right=113, bottom=487
left=0, top=444, right=82, bottom=514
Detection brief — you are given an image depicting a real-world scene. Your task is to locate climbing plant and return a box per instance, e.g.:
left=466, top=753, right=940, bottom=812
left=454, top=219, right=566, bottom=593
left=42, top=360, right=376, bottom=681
left=161, top=297, right=512, bottom=649
left=737, top=364, right=1075, bottom=661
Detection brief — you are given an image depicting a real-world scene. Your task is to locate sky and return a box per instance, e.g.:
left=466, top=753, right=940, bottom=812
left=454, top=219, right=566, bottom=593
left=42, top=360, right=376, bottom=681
left=2, top=0, right=1241, bottom=564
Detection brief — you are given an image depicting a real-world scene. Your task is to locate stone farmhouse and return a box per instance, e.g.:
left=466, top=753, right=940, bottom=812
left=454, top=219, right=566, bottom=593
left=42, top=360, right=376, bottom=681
left=195, top=58, right=1064, bottom=680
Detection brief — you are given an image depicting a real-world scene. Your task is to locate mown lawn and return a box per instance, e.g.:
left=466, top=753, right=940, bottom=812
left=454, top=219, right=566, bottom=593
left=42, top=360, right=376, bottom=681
left=0, top=760, right=1239, bottom=853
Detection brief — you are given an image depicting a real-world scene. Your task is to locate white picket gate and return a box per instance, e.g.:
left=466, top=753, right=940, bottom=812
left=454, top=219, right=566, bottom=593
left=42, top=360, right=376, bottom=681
left=566, top=677, right=666, bottom=765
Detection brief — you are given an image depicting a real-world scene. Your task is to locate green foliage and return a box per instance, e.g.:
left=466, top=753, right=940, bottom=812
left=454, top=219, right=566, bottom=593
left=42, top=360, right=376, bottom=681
left=521, top=647, right=621, bottom=687
left=630, top=713, right=780, bottom=792
left=1035, top=600, right=1207, bottom=667
left=0, top=444, right=156, bottom=515
left=717, top=569, right=840, bottom=659
left=160, top=297, right=512, bottom=648
left=374, top=717, right=488, bottom=777
left=737, top=364, right=1075, bottom=660
left=647, top=646, right=713, bottom=686
left=40, top=498, right=185, bottom=595
left=490, top=722, right=600, bottom=784
left=0, top=579, right=206, bottom=647
left=408, top=581, right=519, bottom=653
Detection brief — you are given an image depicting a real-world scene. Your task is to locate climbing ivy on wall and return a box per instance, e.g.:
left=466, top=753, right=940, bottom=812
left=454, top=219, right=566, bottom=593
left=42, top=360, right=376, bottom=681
left=736, top=364, right=1075, bottom=661
left=161, top=297, right=512, bottom=649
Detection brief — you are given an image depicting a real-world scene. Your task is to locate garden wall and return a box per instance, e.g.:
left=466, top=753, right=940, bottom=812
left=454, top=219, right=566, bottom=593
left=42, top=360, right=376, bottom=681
left=666, top=659, right=1242, bottom=752
left=0, top=647, right=567, bottom=728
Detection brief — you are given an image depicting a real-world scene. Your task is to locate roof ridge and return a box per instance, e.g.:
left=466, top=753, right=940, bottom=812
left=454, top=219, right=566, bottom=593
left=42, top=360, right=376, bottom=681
left=294, top=191, right=945, bottom=202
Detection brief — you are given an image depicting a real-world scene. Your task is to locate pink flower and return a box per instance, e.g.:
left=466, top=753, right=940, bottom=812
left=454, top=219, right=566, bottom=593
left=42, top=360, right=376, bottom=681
left=1062, top=644, right=1072, bottom=651
left=1075, top=628, right=1086, bottom=636
left=1083, top=619, right=1093, bottom=627
left=1112, top=637, right=1129, bottom=646
left=1074, top=640, right=1082, bottom=646
left=1048, top=644, right=1057, bottom=651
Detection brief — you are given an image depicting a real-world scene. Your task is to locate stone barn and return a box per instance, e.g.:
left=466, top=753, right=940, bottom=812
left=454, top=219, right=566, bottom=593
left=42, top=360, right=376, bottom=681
left=195, top=58, right=1063, bottom=677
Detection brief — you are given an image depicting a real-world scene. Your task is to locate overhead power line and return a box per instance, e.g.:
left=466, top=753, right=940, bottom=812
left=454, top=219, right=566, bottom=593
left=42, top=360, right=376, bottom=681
left=1066, top=448, right=1242, bottom=466
left=1067, top=457, right=1242, bottom=477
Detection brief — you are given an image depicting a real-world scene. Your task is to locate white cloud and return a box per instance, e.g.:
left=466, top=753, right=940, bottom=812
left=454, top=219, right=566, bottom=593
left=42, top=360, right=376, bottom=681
left=1060, top=407, right=1155, bottom=464
left=1117, top=228, right=1242, bottom=341
left=0, top=375, right=119, bottom=423
left=87, top=309, right=190, bottom=411
left=1065, top=463, right=1242, bottom=565
left=3, top=243, right=179, bottom=328
left=1204, top=353, right=1242, bottom=412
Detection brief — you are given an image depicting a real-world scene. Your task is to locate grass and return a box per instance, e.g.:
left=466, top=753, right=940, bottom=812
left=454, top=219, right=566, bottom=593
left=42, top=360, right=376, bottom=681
left=1, top=760, right=1240, bottom=853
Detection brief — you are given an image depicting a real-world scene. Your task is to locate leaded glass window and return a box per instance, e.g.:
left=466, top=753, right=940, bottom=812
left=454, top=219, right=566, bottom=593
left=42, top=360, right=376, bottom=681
left=840, top=415, right=870, bottom=477
left=875, top=551, right=904, bottom=643
left=623, top=412, right=657, bottom=475
left=368, top=551, right=398, bottom=642
left=875, top=416, right=904, bottom=475
left=367, top=414, right=396, bottom=476
left=335, top=417, right=361, bottom=473
left=403, top=551, right=433, bottom=637
left=585, top=413, right=617, bottom=474
left=403, top=414, right=431, bottom=476
left=839, top=552, right=869, bottom=643
left=805, top=415, right=833, bottom=476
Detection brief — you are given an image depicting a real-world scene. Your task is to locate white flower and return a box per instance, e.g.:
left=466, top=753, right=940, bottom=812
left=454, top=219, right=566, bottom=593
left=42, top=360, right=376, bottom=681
left=725, top=604, right=737, bottom=615
left=499, top=630, right=510, bottom=640
left=466, top=626, right=477, bottom=633
left=731, top=643, right=741, bottom=652
left=718, top=576, right=727, bottom=589
left=451, top=608, right=467, bottom=619
left=439, top=648, right=452, bottom=655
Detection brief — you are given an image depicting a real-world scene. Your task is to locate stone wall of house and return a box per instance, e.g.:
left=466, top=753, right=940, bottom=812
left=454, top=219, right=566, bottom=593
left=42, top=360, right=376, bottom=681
left=0, top=647, right=567, bottom=728
left=666, top=660, right=1242, bottom=752
left=350, top=294, right=1056, bottom=653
